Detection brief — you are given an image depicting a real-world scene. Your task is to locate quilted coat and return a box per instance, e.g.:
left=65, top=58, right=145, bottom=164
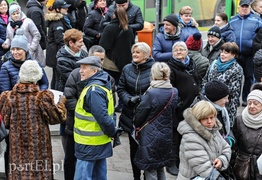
left=0, top=83, right=67, bottom=180
left=177, top=108, right=231, bottom=179
left=133, top=87, right=179, bottom=170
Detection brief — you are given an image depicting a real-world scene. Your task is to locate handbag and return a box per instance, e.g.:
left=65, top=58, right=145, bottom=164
left=0, top=115, right=8, bottom=142
left=233, top=128, right=262, bottom=180
left=191, top=167, right=226, bottom=180
left=135, top=89, right=174, bottom=140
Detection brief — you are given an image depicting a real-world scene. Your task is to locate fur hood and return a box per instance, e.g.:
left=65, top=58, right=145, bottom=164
left=45, top=12, right=63, bottom=22
left=178, top=108, right=222, bottom=141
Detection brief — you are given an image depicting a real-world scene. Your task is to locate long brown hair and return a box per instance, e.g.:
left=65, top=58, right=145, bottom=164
left=114, top=6, right=128, bottom=31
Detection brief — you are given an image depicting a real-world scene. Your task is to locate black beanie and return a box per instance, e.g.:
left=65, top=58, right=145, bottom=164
left=115, top=0, right=127, bottom=4
left=208, top=26, right=221, bottom=39
left=205, top=80, right=229, bottom=102
left=163, top=14, right=179, bottom=27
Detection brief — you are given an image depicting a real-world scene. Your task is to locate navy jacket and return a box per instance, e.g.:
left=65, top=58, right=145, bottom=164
left=0, top=16, right=7, bottom=57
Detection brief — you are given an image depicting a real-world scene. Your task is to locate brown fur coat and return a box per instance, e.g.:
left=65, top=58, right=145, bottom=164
left=0, top=83, right=67, bottom=180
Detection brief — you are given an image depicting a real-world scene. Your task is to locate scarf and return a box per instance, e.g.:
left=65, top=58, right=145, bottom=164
left=65, top=45, right=81, bottom=57
left=216, top=57, right=235, bottom=73
left=10, top=20, right=23, bottom=32
left=172, top=55, right=190, bottom=65
left=0, top=14, right=8, bottom=24
left=64, top=15, right=72, bottom=29
left=242, top=107, right=262, bottom=129
left=211, top=102, right=231, bottom=136
left=149, top=80, right=173, bottom=89
left=164, top=26, right=181, bottom=40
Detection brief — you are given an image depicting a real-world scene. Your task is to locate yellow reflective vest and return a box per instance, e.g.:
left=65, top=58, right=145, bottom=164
left=74, top=84, right=114, bottom=146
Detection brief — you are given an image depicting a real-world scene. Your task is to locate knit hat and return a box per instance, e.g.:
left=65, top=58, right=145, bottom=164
left=186, top=32, right=202, bottom=50
left=205, top=80, right=229, bottom=102
left=207, top=26, right=221, bottom=39
left=247, top=90, right=262, bottom=104
left=9, top=3, right=21, bottom=16
left=11, top=28, right=28, bottom=52
left=115, top=0, right=127, bottom=4
left=19, top=60, right=43, bottom=83
left=163, top=14, right=179, bottom=27
left=76, top=56, right=102, bottom=68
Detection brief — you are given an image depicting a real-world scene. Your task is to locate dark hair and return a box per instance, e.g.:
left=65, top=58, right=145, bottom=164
left=251, top=82, right=262, bottom=91
left=216, top=12, right=228, bottom=23
left=0, top=0, right=9, bottom=15
left=220, top=42, right=239, bottom=58
left=114, top=6, right=128, bottom=31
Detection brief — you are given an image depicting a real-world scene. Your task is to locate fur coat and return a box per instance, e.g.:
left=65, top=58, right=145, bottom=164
left=0, top=83, right=67, bottom=180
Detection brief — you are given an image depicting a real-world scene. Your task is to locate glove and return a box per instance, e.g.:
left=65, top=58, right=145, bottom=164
left=58, top=95, right=67, bottom=104
left=128, top=96, right=141, bottom=107
left=113, top=127, right=123, bottom=148
left=224, top=136, right=236, bottom=147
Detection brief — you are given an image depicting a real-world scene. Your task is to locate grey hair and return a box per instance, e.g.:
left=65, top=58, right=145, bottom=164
left=131, top=42, right=151, bottom=57
left=90, top=65, right=102, bottom=71
left=151, top=62, right=170, bottom=81
left=172, top=41, right=188, bottom=51
left=88, top=45, right=105, bottom=55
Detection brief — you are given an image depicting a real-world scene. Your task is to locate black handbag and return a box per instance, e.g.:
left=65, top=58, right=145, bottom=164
left=0, top=115, right=8, bottom=142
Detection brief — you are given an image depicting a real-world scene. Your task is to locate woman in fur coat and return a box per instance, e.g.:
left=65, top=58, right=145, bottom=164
left=0, top=60, right=67, bottom=180
left=177, top=100, right=231, bottom=179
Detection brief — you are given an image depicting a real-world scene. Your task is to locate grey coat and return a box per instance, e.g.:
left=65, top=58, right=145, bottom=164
left=4, top=13, right=45, bottom=66
left=177, top=108, right=231, bottom=179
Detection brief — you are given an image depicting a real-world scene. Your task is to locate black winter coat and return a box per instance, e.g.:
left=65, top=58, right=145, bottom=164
left=253, top=49, right=262, bottom=82
left=201, top=39, right=224, bottom=64
left=83, top=8, right=104, bottom=38
left=133, top=87, right=179, bottom=170
left=253, top=28, right=262, bottom=54
left=56, top=46, right=88, bottom=91
left=26, top=0, right=47, bottom=50
left=117, top=58, right=155, bottom=133
left=45, top=12, right=72, bottom=67
left=99, top=18, right=134, bottom=71
left=167, top=57, right=199, bottom=125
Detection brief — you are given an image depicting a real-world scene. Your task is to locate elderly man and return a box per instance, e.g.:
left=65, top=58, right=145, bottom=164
left=100, top=0, right=144, bottom=38
left=152, top=14, right=185, bottom=62
left=73, top=56, right=117, bottom=179
left=230, top=0, right=262, bottom=106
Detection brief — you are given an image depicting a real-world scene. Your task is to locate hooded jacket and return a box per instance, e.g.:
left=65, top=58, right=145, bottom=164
left=74, top=70, right=116, bottom=161
left=177, top=108, right=231, bottom=179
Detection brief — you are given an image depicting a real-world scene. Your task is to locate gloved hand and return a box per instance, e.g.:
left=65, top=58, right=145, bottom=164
left=113, top=127, right=123, bottom=148
left=128, top=96, right=141, bottom=107
left=58, top=95, right=67, bottom=104
left=224, top=136, right=236, bottom=148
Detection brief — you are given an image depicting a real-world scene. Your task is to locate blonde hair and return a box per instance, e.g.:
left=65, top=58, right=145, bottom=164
left=191, top=100, right=217, bottom=121
left=131, top=42, right=151, bottom=58
left=179, top=6, right=193, bottom=15
left=151, top=62, right=170, bottom=81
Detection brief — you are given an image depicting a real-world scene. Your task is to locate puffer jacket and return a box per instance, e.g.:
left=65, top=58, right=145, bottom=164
left=253, top=49, right=262, bottom=82
left=220, top=23, right=236, bottom=43
left=0, top=54, right=49, bottom=93
left=177, top=108, right=231, bottom=179
left=233, top=115, right=262, bottom=180
left=117, top=58, right=155, bottom=133
left=230, top=13, right=262, bottom=55
left=178, top=14, right=199, bottom=41
left=56, top=46, right=88, bottom=91
left=253, top=28, right=262, bottom=53
left=133, top=87, right=179, bottom=170
left=83, top=8, right=104, bottom=38
left=201, top=39, right=224, bottom=64
left=45, top=12, right=72, bottom=67
left=152, top=26, right=183, bottom=62
left=187, top=50, right=209, bottom=86
left=0, top=16, right=7, bottom=57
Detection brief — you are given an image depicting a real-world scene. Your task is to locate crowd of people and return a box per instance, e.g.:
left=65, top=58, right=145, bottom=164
left=0, top=0, right=262, bottom=179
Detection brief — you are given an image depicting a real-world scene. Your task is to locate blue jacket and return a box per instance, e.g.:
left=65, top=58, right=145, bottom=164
left=0, top=53, right=49, bottom=93
left=220, top=23, right=236, bottom=42
left=0, top=16, right=7, bottom=57
left=74, top=70, right=116, bottom=161
left=178, top=14, right=199, bottom=41
left=152, top=26, right=184, bottom=62
left=230, top=13, right=262, bottom=55
left=134, top=87, right=179, bottom=170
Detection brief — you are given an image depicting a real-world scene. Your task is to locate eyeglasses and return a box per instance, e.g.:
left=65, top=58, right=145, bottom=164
left=173, top=49, right=187, bottom=53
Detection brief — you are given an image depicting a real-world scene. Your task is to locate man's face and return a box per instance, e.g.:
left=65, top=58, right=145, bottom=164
left=163, top=21, right=177, bottom=35
left=93, top=52, right=105, bottom=64
left=79, top=64, right=97, bottom=81
left=208, top=35, right=220, bottom=46
left=238, top=5, right=251, bottom=17
left=116, top=1, right=129, bottom=10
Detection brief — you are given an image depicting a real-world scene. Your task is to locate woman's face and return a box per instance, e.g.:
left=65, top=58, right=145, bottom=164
left=248, top=99, right=262, bottom=115
left=254, top=1, right=262, bottom=15
left=69, top=38, right=83, bottom=53
left=199, top=114, right=216, bottom=129
left=214, top=16, right=226, bottom=27
left=172, top=45, right=188, bottom=60
left=11, top=47, right=26, bottom=60
left=132, top=47, right=147, bottom=64
left=0, top=1, right=8, bottom=15
left=180, top=13, right=192, bottom=24
left=59, top=7, right=68, bottom=15
left=11, top=11, right=20, bottom=21
left=214, top=95, right=229, bottom=107
left=220, top=50, right=235, bottom=62
left=97, top=0, right=106, bottom=8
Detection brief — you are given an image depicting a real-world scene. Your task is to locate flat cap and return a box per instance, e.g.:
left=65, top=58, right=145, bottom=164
left=76, top=56, right=101, bottom=68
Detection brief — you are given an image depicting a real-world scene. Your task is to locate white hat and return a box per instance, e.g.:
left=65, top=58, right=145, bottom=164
left=19, top=60, right=43, bottom=83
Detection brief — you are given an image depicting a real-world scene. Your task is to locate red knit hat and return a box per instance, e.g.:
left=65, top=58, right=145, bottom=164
left=186, top=32, right=202, bottom=50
